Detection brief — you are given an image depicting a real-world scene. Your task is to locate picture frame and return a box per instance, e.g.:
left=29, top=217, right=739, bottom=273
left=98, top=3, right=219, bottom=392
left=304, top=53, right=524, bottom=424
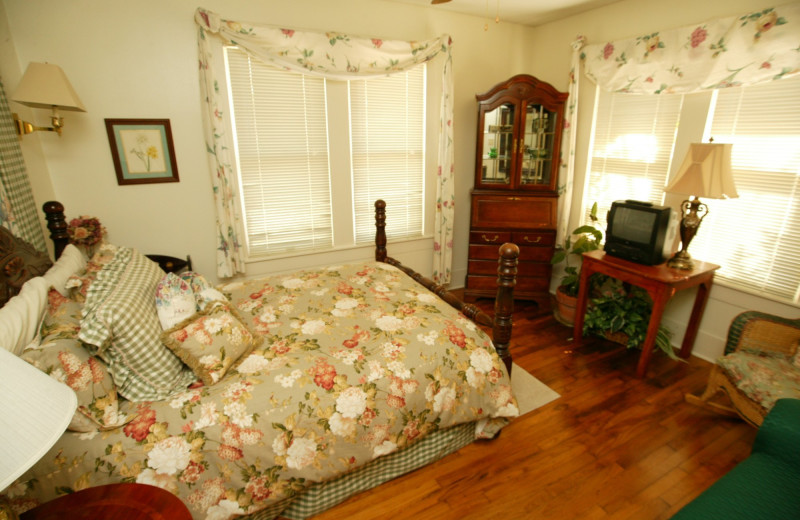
left=105, top=118, right=179, bottom=185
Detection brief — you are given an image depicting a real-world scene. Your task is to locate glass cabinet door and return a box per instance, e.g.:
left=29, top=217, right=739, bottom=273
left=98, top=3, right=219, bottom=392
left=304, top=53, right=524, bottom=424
left=479, top=103, right=515, bottom=186
left=520, top=103, right=556, bottom=186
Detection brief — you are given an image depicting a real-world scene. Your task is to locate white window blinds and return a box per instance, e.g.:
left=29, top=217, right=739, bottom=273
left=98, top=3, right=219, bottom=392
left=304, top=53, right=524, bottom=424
left=350, top=67, right=426, bottom=244
left=691, top=76, right=800, bottom=303
left=225, top=47, right=332, bottom=257
left=585, top=89, right=683, bottom=228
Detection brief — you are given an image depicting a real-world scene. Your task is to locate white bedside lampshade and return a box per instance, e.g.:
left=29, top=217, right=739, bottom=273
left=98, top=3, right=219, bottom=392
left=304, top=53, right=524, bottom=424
left=0, top=347, right=77, bottom=491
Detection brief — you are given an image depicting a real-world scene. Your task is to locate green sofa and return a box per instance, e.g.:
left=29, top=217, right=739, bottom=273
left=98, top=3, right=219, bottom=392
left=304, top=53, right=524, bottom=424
left=672, top=398, right=800, bottom=519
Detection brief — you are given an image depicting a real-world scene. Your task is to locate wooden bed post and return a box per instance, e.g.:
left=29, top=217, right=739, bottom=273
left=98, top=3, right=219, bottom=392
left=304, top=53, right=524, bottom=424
left=374, top=200, right=387, bottom=262
left=43, top=201, right=69, bottom=260
left=493, top=243, right=519, bottom=374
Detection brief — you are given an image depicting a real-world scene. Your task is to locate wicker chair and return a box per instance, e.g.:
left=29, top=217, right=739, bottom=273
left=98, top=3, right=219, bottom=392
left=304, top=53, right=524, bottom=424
left=685, top=311, right=800, bottom=427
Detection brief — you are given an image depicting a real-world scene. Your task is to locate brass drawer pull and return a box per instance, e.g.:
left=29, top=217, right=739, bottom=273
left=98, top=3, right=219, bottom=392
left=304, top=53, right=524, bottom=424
left=508, top=196, right=521, bottom=201
left=524, top=236, right=542, bottom=243
left=481, top=234, right=500, bottom=242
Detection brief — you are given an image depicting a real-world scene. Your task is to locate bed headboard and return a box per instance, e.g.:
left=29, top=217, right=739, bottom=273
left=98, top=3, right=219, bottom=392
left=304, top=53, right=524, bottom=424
left=0, top=225, right=53, bottom=307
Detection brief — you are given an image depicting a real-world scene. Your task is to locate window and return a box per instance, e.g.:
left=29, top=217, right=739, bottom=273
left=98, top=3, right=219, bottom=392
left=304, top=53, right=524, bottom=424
left=691, top=77, right=800, bottom=303
left=224, top=47, right=427, bottom=259
left=583, top=77, right=800, bottom=304
left=350, top=71, right=426, bottom=244
left=584, top=89, right=683, bottom=229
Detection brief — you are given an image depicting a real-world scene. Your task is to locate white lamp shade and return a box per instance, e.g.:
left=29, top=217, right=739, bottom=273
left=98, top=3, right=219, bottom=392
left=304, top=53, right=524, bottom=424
left=665, top=142, right=738, bottom=199
left=11, top=62, right=86, bottom=112
left=0, top=347, right=77, bottom=491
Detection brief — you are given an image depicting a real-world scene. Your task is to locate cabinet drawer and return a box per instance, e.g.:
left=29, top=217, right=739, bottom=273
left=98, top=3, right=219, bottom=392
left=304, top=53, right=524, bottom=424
left=512, top=231, right=555, bottom=247
left=469, top=243, right=513, bottom=260
left=518, top=245, right=554, bottom=263
left=469, top=260, right=551, bottom=277
left=469, top=231, right=512, bottom=245
left=471, top=194, right=557, bottom=229
left=466, top=275, right=550, bottom=293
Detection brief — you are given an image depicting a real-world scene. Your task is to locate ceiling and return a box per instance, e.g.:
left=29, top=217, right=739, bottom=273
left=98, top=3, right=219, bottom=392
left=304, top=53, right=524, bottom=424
left=387, top=0, right=621, bottom=27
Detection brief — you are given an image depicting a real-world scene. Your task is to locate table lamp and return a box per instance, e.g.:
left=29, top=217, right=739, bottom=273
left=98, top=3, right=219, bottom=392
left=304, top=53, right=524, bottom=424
left=0, top=348, right=77, bottom=494
left=664, top=142, right=737, bottom=270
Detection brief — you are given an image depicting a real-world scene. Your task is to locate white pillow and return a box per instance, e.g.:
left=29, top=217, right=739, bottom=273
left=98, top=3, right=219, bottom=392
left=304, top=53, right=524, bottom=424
left=43, top=244, right=88, bottom=295
left=0, top=276, right=49, bottom=355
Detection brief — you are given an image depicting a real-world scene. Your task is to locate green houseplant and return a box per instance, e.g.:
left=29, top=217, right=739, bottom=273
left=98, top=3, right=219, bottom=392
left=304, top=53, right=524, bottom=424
left=550, top=203, right=603, bottom=325
left=582, top=278, right=679, bottom=360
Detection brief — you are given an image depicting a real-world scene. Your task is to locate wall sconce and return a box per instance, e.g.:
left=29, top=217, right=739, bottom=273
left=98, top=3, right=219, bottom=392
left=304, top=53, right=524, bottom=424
left=11, top=62, right=86, bottom=137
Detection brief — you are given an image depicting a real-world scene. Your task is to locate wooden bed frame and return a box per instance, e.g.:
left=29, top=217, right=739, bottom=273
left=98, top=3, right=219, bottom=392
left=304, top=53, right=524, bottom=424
left=34, top=199, right=519, bottom=370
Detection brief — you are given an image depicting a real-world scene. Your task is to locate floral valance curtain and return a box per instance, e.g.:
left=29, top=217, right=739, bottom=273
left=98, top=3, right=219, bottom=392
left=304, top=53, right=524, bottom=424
left=582, top=3, right=800, bottom=94
left=195, top=8, right=455, bottom=282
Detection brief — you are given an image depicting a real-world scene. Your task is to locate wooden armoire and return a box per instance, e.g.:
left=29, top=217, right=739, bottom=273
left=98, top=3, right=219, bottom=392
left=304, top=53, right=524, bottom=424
left=465, top=74, right=568, bottom=306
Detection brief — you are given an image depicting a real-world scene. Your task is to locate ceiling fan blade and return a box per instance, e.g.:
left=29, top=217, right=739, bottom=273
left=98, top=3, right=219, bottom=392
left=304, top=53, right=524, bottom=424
left=431, top=0, right=452, bottom=4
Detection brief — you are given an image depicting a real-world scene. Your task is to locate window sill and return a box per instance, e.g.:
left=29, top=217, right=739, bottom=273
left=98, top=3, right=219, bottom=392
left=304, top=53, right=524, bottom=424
left=240, top=235, right=434, bottom=279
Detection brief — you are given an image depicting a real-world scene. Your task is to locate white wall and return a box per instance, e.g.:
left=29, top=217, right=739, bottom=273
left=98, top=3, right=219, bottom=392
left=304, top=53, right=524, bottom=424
left=524, top=0, right=800, bottom=361
left=0, top=0, right=532, bottom=283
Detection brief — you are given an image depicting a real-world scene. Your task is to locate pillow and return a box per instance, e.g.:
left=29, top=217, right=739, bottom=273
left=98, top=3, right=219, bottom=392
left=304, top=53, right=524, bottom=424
left=162, top=300, right=261, bottom=386
left=155, top=273, right=196, bottom=330
left=79, top=247, right=195, bottom=401
left=0, top=276, right=49, bottom=355
left=179, top=271, right=226, bottom=309
left=43, top=244, right=88, bottom=296
left=65, top=243, right=120, bottom=302
left=21, top=292, right=126, bottom=432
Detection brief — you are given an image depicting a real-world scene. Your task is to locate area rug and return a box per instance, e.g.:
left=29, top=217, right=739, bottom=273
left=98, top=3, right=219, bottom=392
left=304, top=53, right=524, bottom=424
left=511, top=363, right=560, bottom=416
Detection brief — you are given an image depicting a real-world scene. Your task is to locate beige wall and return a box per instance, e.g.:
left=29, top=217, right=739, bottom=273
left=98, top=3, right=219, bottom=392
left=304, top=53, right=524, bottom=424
left=1, top=0, right=796, bottom=363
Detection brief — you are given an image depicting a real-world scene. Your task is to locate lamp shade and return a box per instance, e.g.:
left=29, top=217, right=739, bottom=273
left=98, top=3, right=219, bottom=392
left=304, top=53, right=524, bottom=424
left=0, top=347, right=77, bottom=491
left=11, top=62, right=86, bottom=112
left=665, top=142, right=738, bottom=199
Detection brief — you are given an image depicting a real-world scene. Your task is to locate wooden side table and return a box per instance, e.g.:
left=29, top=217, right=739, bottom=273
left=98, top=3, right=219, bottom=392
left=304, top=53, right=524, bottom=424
left=19, top=483, right=191, bottom=520
left=573, top=250, right=720, bottom=378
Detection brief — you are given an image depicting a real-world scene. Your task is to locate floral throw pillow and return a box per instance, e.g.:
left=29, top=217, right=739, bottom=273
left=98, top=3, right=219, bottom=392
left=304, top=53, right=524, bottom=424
left=179, top=271, right=226, bottom=309
left=161, top=300, right=261, bottom=386
left=22, top=290, right=127, bottom=432
left=155, top=273, right=197, bottom=330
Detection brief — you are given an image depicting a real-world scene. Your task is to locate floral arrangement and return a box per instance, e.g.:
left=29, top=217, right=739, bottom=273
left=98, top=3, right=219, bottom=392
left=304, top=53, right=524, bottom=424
left=67, top=216, right=106, bottom=247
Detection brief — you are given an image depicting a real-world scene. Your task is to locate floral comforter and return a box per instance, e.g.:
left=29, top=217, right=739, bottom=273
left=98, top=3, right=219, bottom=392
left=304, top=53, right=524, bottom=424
left=8, top=261, right=517, bottom=519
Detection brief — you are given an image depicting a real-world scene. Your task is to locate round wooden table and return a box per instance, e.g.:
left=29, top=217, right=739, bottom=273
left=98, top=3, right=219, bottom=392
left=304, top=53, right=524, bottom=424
left=19, top=483, right=192, bottom=520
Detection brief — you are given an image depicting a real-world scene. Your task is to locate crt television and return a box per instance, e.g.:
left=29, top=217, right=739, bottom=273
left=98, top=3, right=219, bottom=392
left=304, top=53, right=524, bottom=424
left=604, top=200, right=678, bottom=265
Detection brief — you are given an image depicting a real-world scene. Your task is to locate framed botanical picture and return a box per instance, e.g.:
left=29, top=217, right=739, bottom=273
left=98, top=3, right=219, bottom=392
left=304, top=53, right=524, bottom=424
left=105, top=118, right=179, bottom=185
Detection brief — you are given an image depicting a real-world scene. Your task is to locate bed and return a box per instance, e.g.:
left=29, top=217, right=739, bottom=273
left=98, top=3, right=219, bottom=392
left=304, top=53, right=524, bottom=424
left=0, top=200, right=520, bottom=519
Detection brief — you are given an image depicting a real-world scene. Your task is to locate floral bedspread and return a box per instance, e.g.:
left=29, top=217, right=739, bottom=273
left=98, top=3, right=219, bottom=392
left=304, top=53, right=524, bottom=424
left=7, top=262, right=517, bottom=519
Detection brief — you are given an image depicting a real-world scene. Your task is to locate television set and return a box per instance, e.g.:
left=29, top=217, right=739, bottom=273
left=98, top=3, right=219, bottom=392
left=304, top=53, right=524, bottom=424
left=604, top=200, right=678, bottom=265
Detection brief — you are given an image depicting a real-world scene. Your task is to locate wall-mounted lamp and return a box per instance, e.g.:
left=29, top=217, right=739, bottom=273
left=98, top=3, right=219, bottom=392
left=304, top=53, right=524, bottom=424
left=11, top=62, right=86, bottom=137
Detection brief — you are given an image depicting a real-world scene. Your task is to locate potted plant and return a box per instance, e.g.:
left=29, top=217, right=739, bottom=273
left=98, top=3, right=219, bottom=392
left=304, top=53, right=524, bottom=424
left=582, top=278, right=679, bottom=360
left=551, top=202, right=603, bottom=325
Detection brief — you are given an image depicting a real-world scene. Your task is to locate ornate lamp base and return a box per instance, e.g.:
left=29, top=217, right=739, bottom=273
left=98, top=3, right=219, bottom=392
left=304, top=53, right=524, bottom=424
left=667, top=250, right=694, bottom=270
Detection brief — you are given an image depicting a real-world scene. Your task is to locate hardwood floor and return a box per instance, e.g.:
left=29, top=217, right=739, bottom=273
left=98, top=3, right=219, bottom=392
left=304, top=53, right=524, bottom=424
left=309, top=298, right=756, bottom=520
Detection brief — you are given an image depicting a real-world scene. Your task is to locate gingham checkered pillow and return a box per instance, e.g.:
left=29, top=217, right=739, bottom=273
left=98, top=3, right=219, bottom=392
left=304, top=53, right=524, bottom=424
left=79, top=247, right=195, bottom=401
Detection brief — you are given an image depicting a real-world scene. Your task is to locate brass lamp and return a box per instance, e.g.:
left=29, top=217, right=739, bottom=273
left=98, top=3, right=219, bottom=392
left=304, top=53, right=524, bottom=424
left=11, top=62, right=86, bottom=137
left=664, top=142, right=737, bottom=270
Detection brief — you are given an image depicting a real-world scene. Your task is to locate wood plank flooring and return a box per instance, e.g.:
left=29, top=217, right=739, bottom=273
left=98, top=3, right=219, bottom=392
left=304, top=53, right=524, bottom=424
left=309, top=298, right=756, bottom=520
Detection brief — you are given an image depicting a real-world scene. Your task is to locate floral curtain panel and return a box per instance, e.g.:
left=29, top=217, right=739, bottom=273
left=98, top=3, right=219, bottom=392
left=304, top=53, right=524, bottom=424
left=195, top=8, right=455, bottom=282
left=555, top=37, right=585, bottom=245
left=582, top=3, right=800, bottom=94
